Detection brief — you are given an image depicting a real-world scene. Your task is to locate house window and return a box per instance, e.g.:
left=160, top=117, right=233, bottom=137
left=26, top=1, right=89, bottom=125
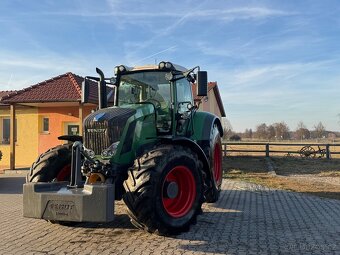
left=1, top=118, right=17, bottom=144
left=2, top=118, right=10, bottom=144
left=42, top=117, right=49, bottom=132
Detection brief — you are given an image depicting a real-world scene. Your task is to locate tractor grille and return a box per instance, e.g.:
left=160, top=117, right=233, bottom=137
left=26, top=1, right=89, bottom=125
left=83, top=108, right=136, bottom=155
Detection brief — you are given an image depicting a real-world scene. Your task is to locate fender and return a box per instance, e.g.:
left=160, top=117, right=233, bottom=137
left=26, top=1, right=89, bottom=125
left=191, top=111, right=223, bottom=142
left=159, top=136, right=210, bottom=178
left=58, top=135, right=83, bottom=143
left=190, top=111, right=223, bottom=181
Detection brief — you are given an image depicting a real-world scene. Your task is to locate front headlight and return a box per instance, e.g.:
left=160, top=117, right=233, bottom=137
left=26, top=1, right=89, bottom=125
left=84, top=148, right=95, bottom=158
left=101, top=141, right=120, bottom=158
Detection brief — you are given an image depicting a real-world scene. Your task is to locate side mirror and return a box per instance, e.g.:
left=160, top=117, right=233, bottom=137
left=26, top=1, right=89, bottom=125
left=197, top=71, right=208, bottom=97
left=81, top=78, right=90, bottom=104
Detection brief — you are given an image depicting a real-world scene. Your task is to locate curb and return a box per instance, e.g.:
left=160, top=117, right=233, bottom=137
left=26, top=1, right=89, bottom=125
left=1, top=170, right=28, bottom=175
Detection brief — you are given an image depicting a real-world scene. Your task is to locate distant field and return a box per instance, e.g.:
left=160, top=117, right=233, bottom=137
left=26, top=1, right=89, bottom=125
left=223, top=142, right=340, bottom=158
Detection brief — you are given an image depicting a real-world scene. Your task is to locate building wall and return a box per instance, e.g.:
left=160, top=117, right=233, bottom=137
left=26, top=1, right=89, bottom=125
left=199, top=89, right=223, bottom=118
left=0, top=107, right=39, bottom=169
left=38, top=106, right=93, bottom=154
left=0, top=105, right=94, bottom=170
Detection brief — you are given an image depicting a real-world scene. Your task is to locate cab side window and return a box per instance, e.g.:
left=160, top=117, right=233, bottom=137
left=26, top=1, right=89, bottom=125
left=176, top=78, right=193, bottom=114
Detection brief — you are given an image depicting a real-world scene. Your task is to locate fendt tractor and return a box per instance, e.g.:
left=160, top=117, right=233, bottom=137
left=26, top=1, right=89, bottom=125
left=23, top=61, right=223, bottom=235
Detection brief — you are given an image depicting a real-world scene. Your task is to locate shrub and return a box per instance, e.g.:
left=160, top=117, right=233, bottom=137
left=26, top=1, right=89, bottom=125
left=230, top=135, right=241, bottom=141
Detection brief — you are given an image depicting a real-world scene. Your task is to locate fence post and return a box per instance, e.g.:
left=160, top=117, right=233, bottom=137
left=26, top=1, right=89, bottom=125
left=266, top=143, right=270, bottom=157
left=326, top=144, right=330, bottom=159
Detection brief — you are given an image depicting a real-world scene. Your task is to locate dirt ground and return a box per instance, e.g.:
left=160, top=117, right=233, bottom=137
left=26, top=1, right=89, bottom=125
left=223, top=156, right=340, bottom=200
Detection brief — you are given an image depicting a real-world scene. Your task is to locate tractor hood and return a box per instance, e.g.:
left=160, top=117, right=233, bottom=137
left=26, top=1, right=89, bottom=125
left=83, top=104, right=155, bottom=155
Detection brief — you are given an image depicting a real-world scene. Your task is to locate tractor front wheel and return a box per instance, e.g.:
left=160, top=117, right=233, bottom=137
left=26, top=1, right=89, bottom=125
left=27, top=144, right=72, bottom=183
left=26, top=144, right=74, bottom=225
left=123, top=145, right=203, bottom=235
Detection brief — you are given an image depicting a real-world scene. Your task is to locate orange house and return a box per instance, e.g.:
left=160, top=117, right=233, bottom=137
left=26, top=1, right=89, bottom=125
left=0, top=73, right=225, bottom=170
left=0, top=73, right=96, bottom=170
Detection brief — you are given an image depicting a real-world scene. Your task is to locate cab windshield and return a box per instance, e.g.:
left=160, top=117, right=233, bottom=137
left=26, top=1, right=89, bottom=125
left=118, top=71, right=170, bottom=108
left=118, top=71, right=172, bottom=133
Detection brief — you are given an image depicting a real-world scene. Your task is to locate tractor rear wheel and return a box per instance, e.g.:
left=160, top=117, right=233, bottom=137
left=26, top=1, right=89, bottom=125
left=123, top=145, right=203, bottom=235
left=27, top=144, right=72, bottom=183
left=205, top=124, right=223, bottom=203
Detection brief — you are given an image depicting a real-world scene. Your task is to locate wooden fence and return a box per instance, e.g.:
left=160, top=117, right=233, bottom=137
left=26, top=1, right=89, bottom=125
left=221, top=142, right=340, bottom=159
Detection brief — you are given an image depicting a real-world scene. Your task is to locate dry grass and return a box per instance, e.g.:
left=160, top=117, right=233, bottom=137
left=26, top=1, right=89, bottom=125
left=271, top=157, right=340, bottom=175
left=223, top=156, right=340, bottom=200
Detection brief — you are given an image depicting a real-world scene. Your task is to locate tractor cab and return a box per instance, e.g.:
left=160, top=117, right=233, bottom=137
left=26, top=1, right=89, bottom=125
left=82, top=61, right=208, bottom=137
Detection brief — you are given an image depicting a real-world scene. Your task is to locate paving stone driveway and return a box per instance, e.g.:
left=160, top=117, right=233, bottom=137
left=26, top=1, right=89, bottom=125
left=0, top=174, right=339, bottom=255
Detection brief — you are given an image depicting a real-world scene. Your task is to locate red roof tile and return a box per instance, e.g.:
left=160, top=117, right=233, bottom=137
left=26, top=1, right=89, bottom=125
left=0, top=90, right=16, bottom=99
left=0, top=90, right=16, bottom=105
left=1, top=73, right=84, bottom=103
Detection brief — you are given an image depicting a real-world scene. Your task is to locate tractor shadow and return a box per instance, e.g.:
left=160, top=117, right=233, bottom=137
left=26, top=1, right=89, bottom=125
left=70, top=213, right=137, bottom=230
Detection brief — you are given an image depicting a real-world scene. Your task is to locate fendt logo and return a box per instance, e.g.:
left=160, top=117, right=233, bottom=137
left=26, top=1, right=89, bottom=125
left=48, top=201, right=75, bottom=217
left=86, top=129, right=106, bottom=133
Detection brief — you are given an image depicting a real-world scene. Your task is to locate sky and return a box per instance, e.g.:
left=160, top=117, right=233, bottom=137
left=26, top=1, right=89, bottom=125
left=0, top=0, right=340, bottom=132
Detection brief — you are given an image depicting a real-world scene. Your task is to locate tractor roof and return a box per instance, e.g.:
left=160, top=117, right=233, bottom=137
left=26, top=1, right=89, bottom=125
left=116, top=62, right=188, bottom=74
left=131, top=64, right=187, bottom=72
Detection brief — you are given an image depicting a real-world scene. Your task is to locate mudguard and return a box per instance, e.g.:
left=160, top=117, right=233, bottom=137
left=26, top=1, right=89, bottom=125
left=160, top=136, right=210, bottom=175
left=191, top=111, right=223, bottom=142
left=190, top=111, right=223, bottom=181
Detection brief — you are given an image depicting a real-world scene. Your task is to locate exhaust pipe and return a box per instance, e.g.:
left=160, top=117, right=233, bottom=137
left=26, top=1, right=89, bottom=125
left=96, top=68, right=107, bottom=109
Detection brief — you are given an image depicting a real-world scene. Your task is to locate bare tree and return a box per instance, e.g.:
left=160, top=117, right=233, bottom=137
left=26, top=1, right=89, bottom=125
left=221, top=117, right=233, bottom=140
left=255, top=123, right=268, bottom=139
left=267, top=125, right=276, bottom=140
left=314, top=121, right=326, bottom=139
left=244, top=128, right=253, bottom=139
left=273, top=122, right=290, bottom=140
left=296, top=121, right=310, bottom=140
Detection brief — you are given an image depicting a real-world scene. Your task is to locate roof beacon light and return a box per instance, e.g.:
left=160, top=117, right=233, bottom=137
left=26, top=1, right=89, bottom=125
left=119, top=65, right=126, bottom=72
left=165, top=62, right=173, bottom=69
left=158, top=61, right=166, bottom=69
left=158, top=61, right=174, bottom=70
left=114, top=66, right=119, bottom=75
left=114, top=65, right=128, bottom=75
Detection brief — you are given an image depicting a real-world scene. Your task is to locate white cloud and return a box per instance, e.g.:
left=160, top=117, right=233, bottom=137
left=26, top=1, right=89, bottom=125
left=42, top=6, right=295, bottom=22
left=0, top=50, right=117, bottom=90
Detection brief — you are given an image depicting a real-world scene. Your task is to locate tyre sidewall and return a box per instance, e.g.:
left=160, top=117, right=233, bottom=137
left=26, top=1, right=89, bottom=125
left=210, top=125, right=222, bottom=190
left=154, top=149, right=203, bottom=229
left=27, top=144, right=72, bottom=183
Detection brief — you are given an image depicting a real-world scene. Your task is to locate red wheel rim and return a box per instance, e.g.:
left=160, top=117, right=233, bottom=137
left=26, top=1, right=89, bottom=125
left=162, top=166, right=196, bottom=218
left=213, top=144, right=222, bottom=183
left=56, top=164, right=71, bottom=181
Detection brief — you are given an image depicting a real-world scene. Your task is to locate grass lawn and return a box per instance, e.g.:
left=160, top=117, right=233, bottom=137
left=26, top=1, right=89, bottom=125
left=223, top=156, right=340, bottom=200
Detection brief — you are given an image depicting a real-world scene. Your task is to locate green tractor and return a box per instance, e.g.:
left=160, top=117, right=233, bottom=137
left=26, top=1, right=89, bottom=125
left=23, top=61, right=223, bottom=235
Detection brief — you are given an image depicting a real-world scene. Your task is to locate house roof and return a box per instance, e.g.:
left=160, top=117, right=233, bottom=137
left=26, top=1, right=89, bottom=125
left=192, top=82, right=226, bottom=117
left=1, top=73, right=84, bottom=104
left=0, top=91, right=16, bottom=106
left=0, top=90, right=16, bottom=99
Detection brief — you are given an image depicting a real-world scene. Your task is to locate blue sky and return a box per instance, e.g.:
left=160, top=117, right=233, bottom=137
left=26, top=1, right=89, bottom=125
left=1, top=0, right=340, bottom=132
